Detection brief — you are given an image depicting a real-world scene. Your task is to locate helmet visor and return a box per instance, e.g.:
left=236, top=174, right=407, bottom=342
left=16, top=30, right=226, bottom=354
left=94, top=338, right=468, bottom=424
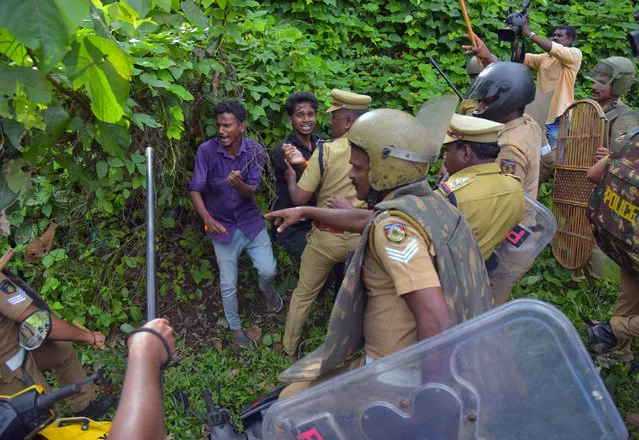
left=415, top=95, right=459, bottom=161
left=586, top=63, right=614, bottom=87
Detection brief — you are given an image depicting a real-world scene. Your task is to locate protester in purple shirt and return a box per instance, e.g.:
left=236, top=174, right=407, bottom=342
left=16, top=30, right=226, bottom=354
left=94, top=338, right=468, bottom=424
left=189, top=100, right=283, bottom=345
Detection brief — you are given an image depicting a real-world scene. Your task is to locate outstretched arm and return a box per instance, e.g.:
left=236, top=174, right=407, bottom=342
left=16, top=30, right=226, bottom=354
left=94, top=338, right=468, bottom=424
left=109, top=318, right=176, bottom=440
left=462, top=33, right=496, bottom=67
left=521, top=22, right=552, bottom=52
left=265, top=206, right=372, bottom=234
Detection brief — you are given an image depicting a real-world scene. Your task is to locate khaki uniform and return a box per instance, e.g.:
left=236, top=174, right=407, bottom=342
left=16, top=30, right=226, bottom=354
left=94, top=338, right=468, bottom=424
left=610, top=269, right=639, bottom=361
left=458, top=99, right=478, bottom=116
left=0, top=272, right=93, bottom=412
left=438, top=163, right=525, bottom=260
left=283, top=136, right=366, bottom=355
left=362, top=213, right=441, bottom=360
left=497, top=114, right=542, bottom=199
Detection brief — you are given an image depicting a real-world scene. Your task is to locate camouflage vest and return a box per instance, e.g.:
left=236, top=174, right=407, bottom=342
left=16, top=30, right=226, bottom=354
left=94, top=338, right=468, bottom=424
left=279, top=180, right=493, bottom=382
left=587, top=129, right=639, bottom=277
left=604, top=100, right=631, bottom=148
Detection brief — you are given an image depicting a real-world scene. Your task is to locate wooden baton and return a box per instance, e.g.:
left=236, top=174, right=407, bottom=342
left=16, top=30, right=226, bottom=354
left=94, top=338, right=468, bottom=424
left=459, top=0, right=483, bottom=67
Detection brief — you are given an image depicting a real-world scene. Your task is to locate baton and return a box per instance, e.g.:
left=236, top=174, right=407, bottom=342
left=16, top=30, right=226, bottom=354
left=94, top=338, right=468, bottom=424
left=460, top=0, right=483, bottom=67
left=145, top=147, right=158, bottom=321
left=428, top=56, right=464, bottom=101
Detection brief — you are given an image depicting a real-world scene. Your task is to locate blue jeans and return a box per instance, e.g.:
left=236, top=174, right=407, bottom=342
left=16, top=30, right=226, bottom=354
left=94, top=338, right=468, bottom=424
left=545, top=116, right=561, bottom=149
left=212, top=228, right=277, bottom=330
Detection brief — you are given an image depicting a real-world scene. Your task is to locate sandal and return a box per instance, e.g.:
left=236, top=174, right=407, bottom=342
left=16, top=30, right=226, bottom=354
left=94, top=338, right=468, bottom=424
left=261, top=286, right=283, bottom=313
left=231, top=329, right=252, bottom=345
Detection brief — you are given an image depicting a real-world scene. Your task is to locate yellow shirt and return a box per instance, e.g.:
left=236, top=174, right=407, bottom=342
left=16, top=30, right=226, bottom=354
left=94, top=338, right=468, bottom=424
left=439, top=163, right=526, bottom=259
left=298, top=136, right=366, bottom=209
left=362, top=212, right=440, bottom=360
left=458, top=99, right=478, bottom=116
left=497, top=114, right=542, bottom=199
left=0, top=272, right=33, bottom=362
left=524, top=42, right=582, bottom=124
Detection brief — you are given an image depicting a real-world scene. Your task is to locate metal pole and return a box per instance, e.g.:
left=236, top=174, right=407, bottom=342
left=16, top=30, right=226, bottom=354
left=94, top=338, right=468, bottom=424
left=145, top=147, right=157, bottom=321
left=428, top=56, right=464, bottom=101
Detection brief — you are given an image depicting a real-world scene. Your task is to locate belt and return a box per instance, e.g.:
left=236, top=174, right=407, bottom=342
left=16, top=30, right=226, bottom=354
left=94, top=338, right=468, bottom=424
left=5, top=348, right=25, bottom=372
left=541, top=143, right=553, bottom=156
left=314, top=221, right=343, bottom=234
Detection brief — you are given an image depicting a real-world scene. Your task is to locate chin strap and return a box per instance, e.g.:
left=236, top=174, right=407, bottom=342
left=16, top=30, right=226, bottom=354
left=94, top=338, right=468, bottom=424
left=366, top=189, right=379, bottom=210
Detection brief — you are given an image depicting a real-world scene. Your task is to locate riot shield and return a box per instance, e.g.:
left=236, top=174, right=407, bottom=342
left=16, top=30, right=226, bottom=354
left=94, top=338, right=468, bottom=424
left=552, top=100, right=606, bottom=269
left=487, top=194, right=557, bottom=305
left=524, top=90, right=553, bottom=130
left=263, top=300, right=626, bottom=440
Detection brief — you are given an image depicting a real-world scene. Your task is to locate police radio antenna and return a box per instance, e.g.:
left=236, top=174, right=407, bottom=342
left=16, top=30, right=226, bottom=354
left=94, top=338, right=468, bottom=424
left=146, top=147, right=158, bottom=321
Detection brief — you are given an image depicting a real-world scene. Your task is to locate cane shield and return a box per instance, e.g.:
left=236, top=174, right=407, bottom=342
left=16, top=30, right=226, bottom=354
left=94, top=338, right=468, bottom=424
left=551, top=100, right=606, bottom=269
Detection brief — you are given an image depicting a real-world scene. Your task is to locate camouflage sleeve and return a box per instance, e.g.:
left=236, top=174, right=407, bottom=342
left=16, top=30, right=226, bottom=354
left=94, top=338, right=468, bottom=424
left=497, top=144, right=528, bottom=183
left=370, top=213, right=441, bottom=296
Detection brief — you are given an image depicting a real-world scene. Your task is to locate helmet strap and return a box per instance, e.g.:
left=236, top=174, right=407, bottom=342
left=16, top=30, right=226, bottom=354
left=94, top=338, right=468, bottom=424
left=366, top=189, right=379, bottom=210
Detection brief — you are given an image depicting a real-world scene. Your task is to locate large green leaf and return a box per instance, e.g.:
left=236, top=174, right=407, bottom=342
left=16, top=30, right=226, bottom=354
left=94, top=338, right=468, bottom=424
left=127, top=0, right=153, bottom=18
left=156, top=0, right=173, bottom=12
left=0, top=28, right=28, bottom=65
left=94, top=121, right=131, bottom=159
left=0, top=66, right=52, bottom=104
left=0, top=0, right=87, bottom=72
left=64, top=35, right=133, bottom=123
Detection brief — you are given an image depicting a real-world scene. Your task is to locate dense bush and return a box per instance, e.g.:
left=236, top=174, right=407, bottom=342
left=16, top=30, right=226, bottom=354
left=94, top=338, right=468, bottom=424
left=0, top=0, right=636, bottom=329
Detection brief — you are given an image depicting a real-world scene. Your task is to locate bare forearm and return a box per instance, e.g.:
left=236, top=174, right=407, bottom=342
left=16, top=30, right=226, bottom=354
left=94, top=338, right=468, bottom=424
left=530, top=34, right=552, bottom=52
left=50, top=314, right=94, bottom=344
left=189, top=191, right=211, bottom=221
left=404, top=288, right=453, bottom=341
left=234, top=182, right=256, bottom=199
left=299, top=206, right=372, bottom=233
left=109, top=353, right=164, bottom=440
left=287, top=181, right=312, bottom=206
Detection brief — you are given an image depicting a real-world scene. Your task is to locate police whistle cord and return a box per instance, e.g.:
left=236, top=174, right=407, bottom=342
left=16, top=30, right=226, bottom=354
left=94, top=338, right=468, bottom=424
left=146, top=147, right=158, bottom=322
left=427, top=56, right=464, bottom=101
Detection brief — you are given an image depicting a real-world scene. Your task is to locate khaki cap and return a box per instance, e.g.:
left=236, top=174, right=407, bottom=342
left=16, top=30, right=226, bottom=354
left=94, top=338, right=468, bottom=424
left=326, top=88, right=372, bottom=113
left=443, top=114, right=504, bottom=144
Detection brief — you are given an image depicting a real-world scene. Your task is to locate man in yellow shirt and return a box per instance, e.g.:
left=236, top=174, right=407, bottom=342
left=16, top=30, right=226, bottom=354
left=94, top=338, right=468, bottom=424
left=281, top=89, right=370, bottom=357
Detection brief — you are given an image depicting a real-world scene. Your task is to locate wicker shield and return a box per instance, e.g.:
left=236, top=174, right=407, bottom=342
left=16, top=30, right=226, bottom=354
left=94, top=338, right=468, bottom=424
left=551, top=100, right=606, bottom=269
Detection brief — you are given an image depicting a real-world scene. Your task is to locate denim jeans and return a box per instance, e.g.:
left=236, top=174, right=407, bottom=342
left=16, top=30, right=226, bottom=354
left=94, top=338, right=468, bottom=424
left=545, top=116, right=561, bottom=149
left=212, top=228, right=277, bottom=330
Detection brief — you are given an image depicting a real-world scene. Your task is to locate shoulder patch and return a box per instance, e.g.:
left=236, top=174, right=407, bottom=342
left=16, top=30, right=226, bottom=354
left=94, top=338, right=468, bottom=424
left=500, top=159, right=517, bottom=175
left=384, top=223, right=407, bottom=244
left=0, top=279, right=16, bottom=295
left=385, top=238, right=419, bottom=264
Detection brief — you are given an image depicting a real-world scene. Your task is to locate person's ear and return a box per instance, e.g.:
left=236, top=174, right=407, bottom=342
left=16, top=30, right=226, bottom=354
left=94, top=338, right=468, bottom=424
left=287, top=116, right=292, bottom=125
left=239, top=121, right=246, bottom=132
left=345, top=115, right=355, bottom=130
left=462, top=144, right=474, bottom=163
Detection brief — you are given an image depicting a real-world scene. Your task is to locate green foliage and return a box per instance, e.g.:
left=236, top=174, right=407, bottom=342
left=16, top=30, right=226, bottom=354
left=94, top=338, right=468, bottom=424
left=1, top=1, right=638, bottom=433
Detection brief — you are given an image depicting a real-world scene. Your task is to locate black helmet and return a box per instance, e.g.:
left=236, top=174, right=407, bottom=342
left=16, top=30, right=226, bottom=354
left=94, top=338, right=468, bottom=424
left=466, top=62, right=535, bottom=122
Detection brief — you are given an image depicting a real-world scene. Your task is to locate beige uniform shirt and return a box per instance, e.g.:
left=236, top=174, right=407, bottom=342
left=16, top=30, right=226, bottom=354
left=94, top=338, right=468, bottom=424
left=439, top=163, right=525, bottom=260
left=298, top=136, right=366, bottom=209
left=0, top=272, right=33, bottom=363
left=362, top=212, right=441, bottom=360
left=497, top=114, right=542, bottom=199
left=524, top=43, right=582, bottom=124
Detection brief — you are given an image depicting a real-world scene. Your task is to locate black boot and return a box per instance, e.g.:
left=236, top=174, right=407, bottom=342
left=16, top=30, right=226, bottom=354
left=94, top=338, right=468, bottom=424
left=74, top=394, right=117, bottom=420
left=587, top=321, right=618, bottom=354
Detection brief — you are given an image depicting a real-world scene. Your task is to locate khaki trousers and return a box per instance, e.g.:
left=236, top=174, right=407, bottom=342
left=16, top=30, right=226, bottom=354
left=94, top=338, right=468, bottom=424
left=610, top=269, right=639, bottom=361
left=279, top=356, right=364, bottom=399
left=571, top=244, right=606, bottom=282
left=0, top=341, right=94, bottom=412
left=282, top=227, right=360, bottom=356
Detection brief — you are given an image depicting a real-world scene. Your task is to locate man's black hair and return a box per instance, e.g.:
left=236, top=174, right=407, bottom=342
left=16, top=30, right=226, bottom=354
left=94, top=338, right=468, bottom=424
left=337, top=108, right=369, bottom=120
left=214, top=100, right=247, bottom=123
left=286, top=92, right=318, bottom=116
left=455, top=139, right=500, bottom=160
left=556, top=25, right=577, bottom=43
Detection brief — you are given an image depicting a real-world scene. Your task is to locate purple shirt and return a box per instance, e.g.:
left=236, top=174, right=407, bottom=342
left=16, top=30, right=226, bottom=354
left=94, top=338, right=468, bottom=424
left=189, top=137, right=266, bottom=243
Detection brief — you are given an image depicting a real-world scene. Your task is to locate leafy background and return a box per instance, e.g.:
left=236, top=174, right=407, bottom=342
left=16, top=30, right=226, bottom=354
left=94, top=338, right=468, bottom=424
left=0, top=0, right=638, bottom=438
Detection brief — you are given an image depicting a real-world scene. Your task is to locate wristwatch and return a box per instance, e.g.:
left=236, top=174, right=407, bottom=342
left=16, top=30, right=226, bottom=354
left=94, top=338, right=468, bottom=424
left=528, top=32, right=536, bottom=39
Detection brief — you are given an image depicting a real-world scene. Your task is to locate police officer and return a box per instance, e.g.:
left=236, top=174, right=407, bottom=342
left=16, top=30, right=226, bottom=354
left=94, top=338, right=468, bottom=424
left=280, top=89, right=370, bottom=357
left=267, top=100, right=493, bottom=397
left=440, top=114, right=525, bottom=260
left=586, top=111, right=639, bottom=372
left=458, top=55, right=500, bottom=116
left=467, top=62, right=542, bottom=199
left=0, top=270, right=109, bottom=417
left=587, top=56, right=637, bottom=160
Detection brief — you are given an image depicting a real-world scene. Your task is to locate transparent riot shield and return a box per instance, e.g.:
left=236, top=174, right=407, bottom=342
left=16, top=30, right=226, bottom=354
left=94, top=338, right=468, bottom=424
left=263, top=299, right=626, bottom=439
left=486, top=194, right=557, bottom=304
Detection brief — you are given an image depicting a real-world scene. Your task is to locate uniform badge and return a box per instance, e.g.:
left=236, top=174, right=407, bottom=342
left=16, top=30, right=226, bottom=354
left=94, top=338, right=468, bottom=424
left=385, top=238, right=419, bottom=264
left=0, top=279, right=16, bottom=295
left=447, top=177, right=469, bottom=190
left=384, top=223, right=407, bottom=244
left=500, top=159, right=517, bottom=175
